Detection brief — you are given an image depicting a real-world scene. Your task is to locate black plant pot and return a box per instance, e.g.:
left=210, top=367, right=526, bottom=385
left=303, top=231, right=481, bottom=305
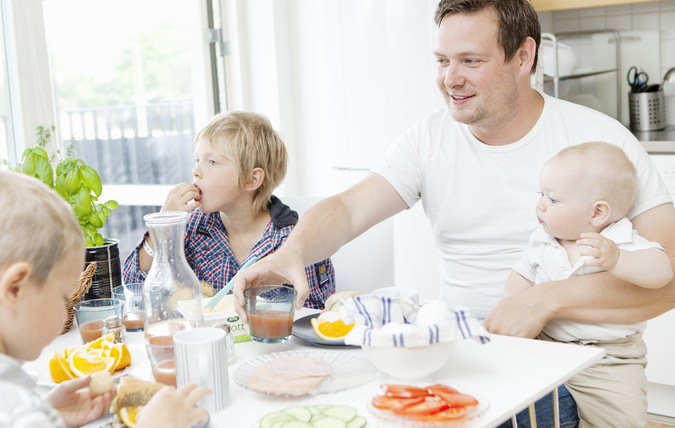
left=83, top=238, right=122, bottom=300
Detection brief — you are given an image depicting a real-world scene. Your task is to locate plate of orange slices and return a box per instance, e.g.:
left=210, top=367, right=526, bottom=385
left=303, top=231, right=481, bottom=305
left=292, top=312, right=356, bottom=347
left=26, top=333, right=138, bottom=387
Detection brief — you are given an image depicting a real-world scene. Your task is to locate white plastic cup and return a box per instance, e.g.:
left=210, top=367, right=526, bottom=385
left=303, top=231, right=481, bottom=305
left=174, top=328, right=230, bottom=413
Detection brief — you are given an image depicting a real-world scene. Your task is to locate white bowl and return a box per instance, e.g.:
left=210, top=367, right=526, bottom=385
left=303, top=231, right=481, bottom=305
left=362, top=341, right=456, bottom=381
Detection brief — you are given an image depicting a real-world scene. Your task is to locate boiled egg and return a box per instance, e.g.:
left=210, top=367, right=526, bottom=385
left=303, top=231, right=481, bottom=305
left=416, top=300, right=452, bottom=326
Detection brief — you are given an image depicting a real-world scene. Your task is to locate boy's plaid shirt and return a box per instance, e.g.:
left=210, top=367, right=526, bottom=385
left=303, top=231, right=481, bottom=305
left=123, top=208, right=335, bottom=309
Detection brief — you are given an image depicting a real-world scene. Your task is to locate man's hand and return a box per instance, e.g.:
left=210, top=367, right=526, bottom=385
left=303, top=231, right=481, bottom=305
left=577, top=232, right=620, bottom=271
left=483, top=286, right=551, bottom=338
left=162, top=182, right=201, bottom=213
left=233, top=247, right=310, bottom=323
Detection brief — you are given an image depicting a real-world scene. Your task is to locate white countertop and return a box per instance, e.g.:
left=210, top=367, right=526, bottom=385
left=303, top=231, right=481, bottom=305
left=26, top=309, right=605, bottom=428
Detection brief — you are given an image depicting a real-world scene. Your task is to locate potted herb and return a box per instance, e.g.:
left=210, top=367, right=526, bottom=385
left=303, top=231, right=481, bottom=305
left=17, top=125, right=121, bottom=298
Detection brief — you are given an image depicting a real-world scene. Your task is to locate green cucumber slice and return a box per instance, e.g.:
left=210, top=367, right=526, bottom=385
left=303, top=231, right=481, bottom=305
left=311, top=417, right=347, bottom=428
left=322, top=406, right=357, bottom=422
left=283, top=406, right=312, bottom=423
left=280, top=422, right=314, bottom=428
left=345, top=416, right=367, bottom=428
left=260, top=412, right=294, bottom=428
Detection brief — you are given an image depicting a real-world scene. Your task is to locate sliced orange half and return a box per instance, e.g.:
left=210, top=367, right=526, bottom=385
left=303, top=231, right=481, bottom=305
left=49, top=351, right=74, bottom=383
left=69, top=351, right=116, bottom=377
left=119, top=406, right=141, bottom=428
left=87, top=333, right=116, bottom=349
left=310, top=312, right=355, bottom=341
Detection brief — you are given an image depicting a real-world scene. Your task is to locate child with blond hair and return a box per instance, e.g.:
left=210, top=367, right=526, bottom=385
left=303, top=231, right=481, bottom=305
left=124, top=111, right=335, bottom=308
left=0, top=170, right=210, bottom=428
left=505, top=142, right=673, bottom=427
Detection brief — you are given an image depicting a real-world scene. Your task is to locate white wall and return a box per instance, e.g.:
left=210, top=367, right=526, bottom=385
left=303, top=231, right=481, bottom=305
left=230, top=0, right=442, bottom=195
left=228, top=0, right=444, bottom=296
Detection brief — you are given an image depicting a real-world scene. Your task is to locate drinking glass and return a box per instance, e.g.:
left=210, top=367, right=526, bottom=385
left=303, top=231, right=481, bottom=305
left=112, top=283, right=144, bottom=332
left=145, top=335, right=176, bottom=386
left=244, top=285, right=297, bottom=343
left=73, top=298, right=124, bottom=344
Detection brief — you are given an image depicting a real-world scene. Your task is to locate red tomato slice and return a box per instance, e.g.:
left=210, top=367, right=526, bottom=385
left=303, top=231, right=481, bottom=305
left=433, top=389, right=479, bottom=407
left=393, top=399, right=449, bottom=416
left=382, top=384, right=431, bottom=398
left=371, top=395, right=425, bottom=410
left=413, top=406, right=467, bottom=422
left=426, top=384, right=460, bottom=395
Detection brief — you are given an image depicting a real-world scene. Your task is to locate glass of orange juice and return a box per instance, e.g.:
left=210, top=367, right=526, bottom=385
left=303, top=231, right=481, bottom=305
left=73, top=298, right=124, bottom=344
left=244, top=285, right=297, bottom=343
left=145, top=335, right=176, bottom=386
left=112, top=283, right=144, bottom=332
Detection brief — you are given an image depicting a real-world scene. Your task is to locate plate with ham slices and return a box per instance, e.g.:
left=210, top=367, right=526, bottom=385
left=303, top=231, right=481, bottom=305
left=233, top=349, right=376, bottom=396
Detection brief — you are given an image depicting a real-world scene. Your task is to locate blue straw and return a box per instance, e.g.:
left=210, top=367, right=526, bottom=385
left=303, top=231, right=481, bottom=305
left=204, top=255, right=259, bottom=311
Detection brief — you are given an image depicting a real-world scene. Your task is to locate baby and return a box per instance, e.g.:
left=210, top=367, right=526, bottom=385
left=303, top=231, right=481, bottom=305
left=505, top=142, right=672, bottom=427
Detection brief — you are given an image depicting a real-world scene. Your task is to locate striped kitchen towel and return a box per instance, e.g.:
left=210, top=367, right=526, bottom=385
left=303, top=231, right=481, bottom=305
left=339, top=294, right=490, bottom=347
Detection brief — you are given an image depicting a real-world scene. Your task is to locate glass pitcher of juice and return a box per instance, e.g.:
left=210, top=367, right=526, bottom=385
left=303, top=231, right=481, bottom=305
left=142, top=211, right=203, bottom=338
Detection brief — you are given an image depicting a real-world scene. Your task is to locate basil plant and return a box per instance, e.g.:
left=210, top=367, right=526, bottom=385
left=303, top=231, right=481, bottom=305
left=20, top=146, right=118, bottom=247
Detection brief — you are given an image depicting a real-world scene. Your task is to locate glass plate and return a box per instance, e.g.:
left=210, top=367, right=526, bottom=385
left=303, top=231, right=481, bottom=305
left=368, top=385, right=490, bottom=427
left=233, top=349, right=376, bottom=397
left=24, top=346, right=143, bottom=387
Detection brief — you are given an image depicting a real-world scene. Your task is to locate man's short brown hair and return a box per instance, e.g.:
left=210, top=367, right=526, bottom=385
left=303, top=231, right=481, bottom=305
left=434, top=0, right=541, bottom=73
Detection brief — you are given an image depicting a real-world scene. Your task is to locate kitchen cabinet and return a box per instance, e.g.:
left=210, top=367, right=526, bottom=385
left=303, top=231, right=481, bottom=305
left=532, top=0, right=663, bottom=12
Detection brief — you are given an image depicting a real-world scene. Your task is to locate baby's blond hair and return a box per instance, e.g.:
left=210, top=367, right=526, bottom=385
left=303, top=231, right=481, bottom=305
left=554, top=142, right=638, bottom=216
left=0, top=171, right=84, bottom=284
left=195, top=111, right=287, bottom=213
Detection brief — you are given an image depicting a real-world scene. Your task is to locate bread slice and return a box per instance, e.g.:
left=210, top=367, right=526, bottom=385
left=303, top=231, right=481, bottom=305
left=323, top=291, right=361, bottom=312
left=110, top=377, right=165, bottom=415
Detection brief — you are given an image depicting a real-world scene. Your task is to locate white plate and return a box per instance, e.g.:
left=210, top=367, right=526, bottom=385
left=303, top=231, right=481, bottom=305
left=368, top=385, right=490, bottom=427
left=233, top=349, right=376, bottom=397
left=24, top=346, right=143, bottom=387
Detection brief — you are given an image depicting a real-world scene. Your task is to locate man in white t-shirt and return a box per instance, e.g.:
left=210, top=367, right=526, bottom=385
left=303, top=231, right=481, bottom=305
left=234, top=1, right=675, bottom=426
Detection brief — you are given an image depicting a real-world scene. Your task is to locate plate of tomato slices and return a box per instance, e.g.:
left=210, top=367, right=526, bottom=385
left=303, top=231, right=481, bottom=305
left=369, top=383, right=489, bottom=426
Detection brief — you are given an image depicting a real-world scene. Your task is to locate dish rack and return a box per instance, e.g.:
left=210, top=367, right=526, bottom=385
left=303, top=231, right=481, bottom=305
left=542, top=29, right=621, bottom=120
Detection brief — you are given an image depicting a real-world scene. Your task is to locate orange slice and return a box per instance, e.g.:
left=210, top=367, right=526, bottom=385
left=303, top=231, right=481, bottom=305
left=119, top=406, right=141, bottom=428
left=106, top=343, right=133, bottom=371
left=49, top=351, right=74, bottom=383
left=69, top=351, right=116, bottom=377
left=310, top=312, right=355, bottom=341
left=118, top=344, right=132, bottom=369
left=87, top=333, right=116, bottom=350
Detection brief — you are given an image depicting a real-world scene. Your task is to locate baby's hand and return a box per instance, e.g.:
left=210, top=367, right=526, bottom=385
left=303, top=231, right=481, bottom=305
left=577, top=232, right=620, bottom=271
left=162, top=183, right=201, bottom=213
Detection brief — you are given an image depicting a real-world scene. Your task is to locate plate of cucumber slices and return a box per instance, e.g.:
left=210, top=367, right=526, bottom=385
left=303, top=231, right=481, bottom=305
left=259, top=404, right=367, bottom=428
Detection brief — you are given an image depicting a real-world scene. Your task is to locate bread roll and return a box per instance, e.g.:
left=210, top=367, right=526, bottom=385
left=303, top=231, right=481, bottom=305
left=110, top=377, right=165, bottom=415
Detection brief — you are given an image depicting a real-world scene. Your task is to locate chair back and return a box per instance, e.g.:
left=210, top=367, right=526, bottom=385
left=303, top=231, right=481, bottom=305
left=281, top=196, right=395, bottom=295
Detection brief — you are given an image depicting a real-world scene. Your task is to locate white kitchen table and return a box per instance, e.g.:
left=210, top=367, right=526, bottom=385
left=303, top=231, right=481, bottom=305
left=26, top=309, right=605, bottom=428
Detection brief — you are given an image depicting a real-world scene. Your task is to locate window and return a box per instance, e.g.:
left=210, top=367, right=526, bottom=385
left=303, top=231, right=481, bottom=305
left=0, top=0, right=230, bottom=258
left=0, top=1, right=14, bottom=164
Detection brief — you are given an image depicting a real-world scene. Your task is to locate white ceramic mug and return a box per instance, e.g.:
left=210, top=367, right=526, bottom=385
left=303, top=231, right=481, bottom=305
left=174, top=328, right=230, bottom=413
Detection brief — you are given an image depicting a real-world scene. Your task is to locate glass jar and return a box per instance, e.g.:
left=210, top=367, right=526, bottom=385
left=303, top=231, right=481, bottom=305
left=102, top=315, right=126, bottom=344
left=142, top=211, right=203, bottom=338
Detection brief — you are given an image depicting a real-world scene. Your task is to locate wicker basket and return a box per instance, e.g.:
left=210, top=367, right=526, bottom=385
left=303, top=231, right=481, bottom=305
left=62, top=262, right=96, bottom=334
